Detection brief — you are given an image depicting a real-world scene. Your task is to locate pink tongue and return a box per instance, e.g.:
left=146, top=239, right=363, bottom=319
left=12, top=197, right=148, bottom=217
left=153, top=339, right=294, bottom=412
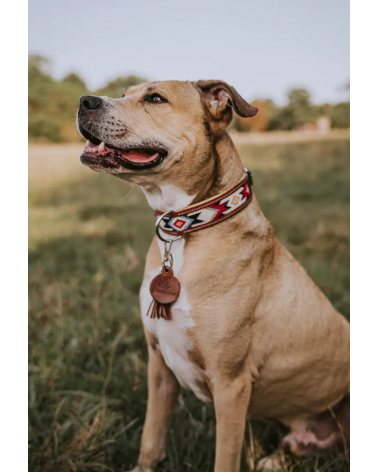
left=121, top=150, right=159, bottom=163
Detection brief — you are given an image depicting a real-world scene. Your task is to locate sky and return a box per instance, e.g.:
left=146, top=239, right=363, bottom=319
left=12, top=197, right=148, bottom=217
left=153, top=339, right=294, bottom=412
left=28, top=0, right=350, bottom=105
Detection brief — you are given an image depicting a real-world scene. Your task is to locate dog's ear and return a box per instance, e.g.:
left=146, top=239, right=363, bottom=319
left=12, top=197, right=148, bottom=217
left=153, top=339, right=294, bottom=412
left=196, top=80, right=258, bottom=127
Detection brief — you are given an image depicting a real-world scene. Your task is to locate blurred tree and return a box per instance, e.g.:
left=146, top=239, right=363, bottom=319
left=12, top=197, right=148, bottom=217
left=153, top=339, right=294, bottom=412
left=28, top=54, right=52, bottom=77
left=267, top=88, right=318, bottom=130
left=28, top=55, right=147, bottom=142
left=231, top=99, right=274, bottom=132
left=231, top=115, right=252, bottom=132
left=331, top=102, right=350, bottom=128
left=28, top=115, right=61, bottom=142
left=28, top=55, right=59, bottom=140
left=287, top=88, right=317, bottom=128
left=288, top=88, right=311, bottom=107
left=246, top=100, right=270, bottom=132
left=62, top=72, right=87, bottom=89
left=29, top=55, right=90, bottom=142
left=318, top=103, right=332, bottom=117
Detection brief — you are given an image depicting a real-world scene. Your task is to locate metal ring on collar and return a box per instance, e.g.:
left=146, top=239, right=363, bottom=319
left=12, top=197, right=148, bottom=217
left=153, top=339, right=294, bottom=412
left=155, top=211, right=182, bottom=243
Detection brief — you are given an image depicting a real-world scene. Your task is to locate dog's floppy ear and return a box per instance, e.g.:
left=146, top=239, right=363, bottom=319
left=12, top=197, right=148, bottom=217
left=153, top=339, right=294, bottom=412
left=196, top=80, right=259, bottom=122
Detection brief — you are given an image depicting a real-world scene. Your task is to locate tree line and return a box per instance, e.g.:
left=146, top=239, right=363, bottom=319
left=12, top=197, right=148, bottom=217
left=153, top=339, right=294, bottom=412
left=28, top=55, right=349, bottom=143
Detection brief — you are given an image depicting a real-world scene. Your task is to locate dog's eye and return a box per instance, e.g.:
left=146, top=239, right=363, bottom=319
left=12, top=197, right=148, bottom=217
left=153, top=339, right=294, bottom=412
left=144, top=93, right=168, bottom=104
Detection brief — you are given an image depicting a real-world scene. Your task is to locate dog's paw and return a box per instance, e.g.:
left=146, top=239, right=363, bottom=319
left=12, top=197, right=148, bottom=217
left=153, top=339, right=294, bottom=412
left=256, top=452, right=283, bottom=471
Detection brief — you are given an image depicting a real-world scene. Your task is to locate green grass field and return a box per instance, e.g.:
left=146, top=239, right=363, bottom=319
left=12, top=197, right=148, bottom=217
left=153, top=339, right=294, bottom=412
left=29, top=138, right=350, bottom=472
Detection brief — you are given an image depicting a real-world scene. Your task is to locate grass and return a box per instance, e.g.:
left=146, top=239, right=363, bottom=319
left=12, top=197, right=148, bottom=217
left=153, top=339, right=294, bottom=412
left=29, top=138, right=350, bottom=472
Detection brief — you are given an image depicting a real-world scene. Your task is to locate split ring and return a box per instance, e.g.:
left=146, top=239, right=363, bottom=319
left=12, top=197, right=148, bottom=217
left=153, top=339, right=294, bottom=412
left=155, top=211, right=182, bottom=243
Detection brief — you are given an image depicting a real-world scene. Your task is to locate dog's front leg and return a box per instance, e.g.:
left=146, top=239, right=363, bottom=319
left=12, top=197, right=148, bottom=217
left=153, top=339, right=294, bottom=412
left=213, top=373, right=252, bottom=472
left=136, top=343, right=180, bottom=472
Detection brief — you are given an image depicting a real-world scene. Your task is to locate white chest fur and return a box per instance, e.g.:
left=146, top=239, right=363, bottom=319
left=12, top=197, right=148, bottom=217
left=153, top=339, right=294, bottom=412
left=140, top=238, right=210, bottom=403
left=140, top=184, right=194, bottom=211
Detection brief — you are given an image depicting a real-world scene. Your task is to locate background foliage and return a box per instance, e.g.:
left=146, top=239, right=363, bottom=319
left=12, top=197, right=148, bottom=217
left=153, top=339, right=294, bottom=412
left=28, top=55, right=350, bottom=143
left=28, top=55, right=147, bottom=143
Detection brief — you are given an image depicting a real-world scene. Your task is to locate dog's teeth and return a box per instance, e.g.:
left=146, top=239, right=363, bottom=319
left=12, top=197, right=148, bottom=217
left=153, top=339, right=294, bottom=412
left=85, top=140, right=90, bottom=146
left=98, top=141, right=105, bottom=152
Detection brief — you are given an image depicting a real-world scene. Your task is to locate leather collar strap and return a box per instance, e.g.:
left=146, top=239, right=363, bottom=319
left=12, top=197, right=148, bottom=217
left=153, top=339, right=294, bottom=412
left=155, top=168, right=253, bottom=237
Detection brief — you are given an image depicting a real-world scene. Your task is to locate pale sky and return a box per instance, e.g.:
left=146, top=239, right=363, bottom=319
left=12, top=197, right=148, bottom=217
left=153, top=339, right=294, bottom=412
left=29, top=0, right=350, bottom=105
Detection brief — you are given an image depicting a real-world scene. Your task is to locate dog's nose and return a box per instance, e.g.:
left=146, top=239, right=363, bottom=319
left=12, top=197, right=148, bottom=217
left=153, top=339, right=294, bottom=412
left=79, top=95, right=103, bottom=112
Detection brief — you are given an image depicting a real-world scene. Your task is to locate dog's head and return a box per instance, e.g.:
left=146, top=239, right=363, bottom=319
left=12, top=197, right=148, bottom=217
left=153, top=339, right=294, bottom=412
left=77, top=80, right=258, bottom=188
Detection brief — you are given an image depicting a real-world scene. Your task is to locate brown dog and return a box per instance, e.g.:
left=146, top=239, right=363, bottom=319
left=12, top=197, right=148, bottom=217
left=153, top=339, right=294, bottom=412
left=77, top=80, right=350, bottom=472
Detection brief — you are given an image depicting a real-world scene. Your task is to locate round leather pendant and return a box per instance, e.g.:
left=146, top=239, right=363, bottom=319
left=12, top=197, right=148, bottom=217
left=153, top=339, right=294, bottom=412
left=150, top=268, right=180, bottom=304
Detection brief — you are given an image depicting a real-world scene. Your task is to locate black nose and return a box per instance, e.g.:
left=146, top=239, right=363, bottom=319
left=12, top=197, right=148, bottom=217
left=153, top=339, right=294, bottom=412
left=79, top=95, right=103, bottom=112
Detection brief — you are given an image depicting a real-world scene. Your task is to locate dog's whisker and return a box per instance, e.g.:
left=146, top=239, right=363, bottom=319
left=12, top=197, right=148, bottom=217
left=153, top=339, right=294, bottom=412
left=119, top=183, right=135, bottom=201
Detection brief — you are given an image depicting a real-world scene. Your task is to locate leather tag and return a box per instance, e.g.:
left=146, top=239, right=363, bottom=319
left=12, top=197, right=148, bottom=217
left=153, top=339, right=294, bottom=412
left=147, top=267, right=180, bottom=320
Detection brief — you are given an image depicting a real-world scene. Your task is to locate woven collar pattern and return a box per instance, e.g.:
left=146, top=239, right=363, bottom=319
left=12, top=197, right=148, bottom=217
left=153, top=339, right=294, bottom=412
left=155, top=168, right=253, bottom=236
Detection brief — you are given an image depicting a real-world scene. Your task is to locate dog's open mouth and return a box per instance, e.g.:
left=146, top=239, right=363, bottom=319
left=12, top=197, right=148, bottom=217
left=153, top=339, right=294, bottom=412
left=78, top=121, right=169, bottom=170
left=81, top=141, right=167, bottom=170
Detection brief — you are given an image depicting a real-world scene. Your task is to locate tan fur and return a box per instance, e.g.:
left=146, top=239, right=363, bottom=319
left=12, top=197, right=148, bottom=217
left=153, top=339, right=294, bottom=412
left=77, top=80, right=350, bottom=472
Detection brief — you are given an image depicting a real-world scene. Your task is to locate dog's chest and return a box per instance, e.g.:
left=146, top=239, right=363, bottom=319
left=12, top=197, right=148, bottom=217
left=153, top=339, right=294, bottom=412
left=140, top=238, right=210, bottom=403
